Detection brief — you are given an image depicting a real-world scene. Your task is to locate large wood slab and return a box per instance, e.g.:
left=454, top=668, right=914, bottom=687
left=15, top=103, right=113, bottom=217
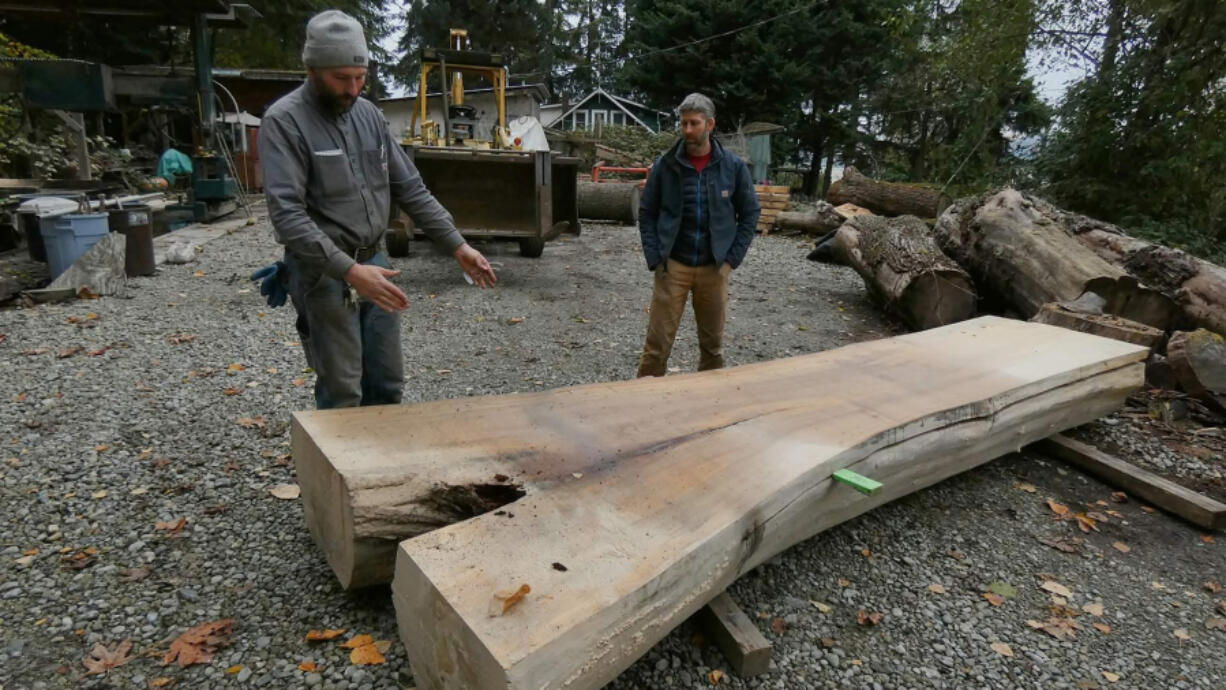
left=272, top=317, right=1148, bottom=690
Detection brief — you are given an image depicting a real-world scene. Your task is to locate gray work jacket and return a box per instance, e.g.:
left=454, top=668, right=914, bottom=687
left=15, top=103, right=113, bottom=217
left=259, top=81, right=464, bottom=279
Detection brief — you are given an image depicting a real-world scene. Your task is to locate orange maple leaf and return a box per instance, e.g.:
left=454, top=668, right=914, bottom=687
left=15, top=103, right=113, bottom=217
left=161, top=619, right=234, bottom=667
left=305, top=628, right=346, bottom=642
left=82, top=640, right=133, bottom=675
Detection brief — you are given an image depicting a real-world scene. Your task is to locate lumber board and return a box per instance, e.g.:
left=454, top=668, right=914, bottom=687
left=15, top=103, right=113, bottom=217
left=755, top=184, right=789, bottom=194
left=1034, top=435, right=1226, bottom=530
left=284, top=317, right=1153, bottom=689
left=693, top=593, right=771, bottom=677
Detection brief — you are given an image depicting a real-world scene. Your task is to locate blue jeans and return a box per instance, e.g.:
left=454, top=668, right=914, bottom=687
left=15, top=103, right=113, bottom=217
left=285, top=251, right=404, bottom=409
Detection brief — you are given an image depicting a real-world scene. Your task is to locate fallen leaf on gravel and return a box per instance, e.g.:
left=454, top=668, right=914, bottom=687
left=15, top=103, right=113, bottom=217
left=1174, top=628, right=1190, bottom=643
left=1047, top=500, right=1071, bottom=517
left=60, top=547, right=97, bottom=570
left=1205, top=618, right=1226, bottom=632
left=1086, top=511, right=1109, bottom=523
left=21, top=547, right=38, bottom=556
left=1014, top=481, right=1037, bottom=493
left=148, top=677, right=173, bottom=687
left=770, top=617, right=786, bottom=634
left=507, top=317, right=524, bottom=325
left=1075, top=514, right=1098, bottom=533
left=269, top=484, right=300, bottom=500
left=226, top=363, right=245, bottom=373
left=1205, top=582, right=1222, bottom=593
left=291, top=378, right=306, bottom=386
left=161, top=619, right=234, bottom=667
left=306, top=627, right=345, bottom=647
left=373, top=640, right=392, bottom=654
left=1218, top=600, right=1226, bottom=615
left=489, top=583, right=531, bottom=616
left=226, top=665, right=243, bottom=674
left=947, top=548, right=965, bottom=560
left=92, top=489, right=108, bottom=499
left=928, top=584, right=947, bottom=595
left=1037, top=534, right=1082, bottom=553
left=838, top=578, right=852, bottom=587
left=1041, top=581, right=1072, bottom=598
left=57, top=346, right=82, bottom=358
left=15, top=554, right=35, bottom=567
left=345, top=638, right=386, bottom=666
left=1202, top=535, right=1215, bottom=544
left=1094, top=623, right=1111, bottom=633
left=1170, top=600, right=1183, bottom=608
left=990, top=642, right=1013, bottom=657
left=1141, top=506, right=1155, bottom=513
left=1152, top=581, right=1167, bottom=590
left=707, top=670, right=724, bottom=684
left=856, top=610, right=884, bottom=626
left=223, top=388, right=242, bottom=396
left=82, top=640, right=133, bottom=675
left=1112, top=542, right=1131, bottom=553
left=860, top=548, right=872, bottom=559
left=298, top=660, right=318, bottom=671
left=87, top=346, right=110, bottom=357
left=204, top=504, right=227, bottom=515
left=810, top=600, right=832, bottom=613
left=983, top=593, right=1005, bottom=606
left=120, top=566, right=151, bottom=582
left=166, top=332, right=195, bottom=344
left=236, top=416, right=265, bottom=429
left=155, top=518, right=187, bottom=535
left=988, top=581, right=1018, bottom=598
left=1110, top=491, right=1128, bottom=503
left=1083, top=603, right=1105, bottom=616
left=192, top=270, right=205, bottom=277
left=1102, top=671, right=1120, bottom=683
left=1027, top=617, right=1080, bottom=640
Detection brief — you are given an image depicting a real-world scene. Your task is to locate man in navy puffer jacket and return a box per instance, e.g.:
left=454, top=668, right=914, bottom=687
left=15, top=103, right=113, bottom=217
left=636, top=93, right=760, bottom=377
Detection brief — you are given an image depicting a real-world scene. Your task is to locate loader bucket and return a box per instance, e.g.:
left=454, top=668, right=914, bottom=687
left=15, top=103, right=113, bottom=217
left=406, top=147, right=580, bottom=254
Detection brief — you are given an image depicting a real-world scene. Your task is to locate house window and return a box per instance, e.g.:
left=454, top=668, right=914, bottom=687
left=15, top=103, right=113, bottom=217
left=610, top=111, right=625, bottom=126
left=573, top=111, right=588, bottom=130
left=591, top=110, right=607, bottom=131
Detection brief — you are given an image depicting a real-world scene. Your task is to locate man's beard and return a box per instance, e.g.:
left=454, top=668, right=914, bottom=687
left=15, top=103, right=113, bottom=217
left=311, top=77, right=356, bottom=115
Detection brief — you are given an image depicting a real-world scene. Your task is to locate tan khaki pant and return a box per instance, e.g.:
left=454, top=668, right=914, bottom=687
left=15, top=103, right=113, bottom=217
left=637, top=259, right=730, bottom=377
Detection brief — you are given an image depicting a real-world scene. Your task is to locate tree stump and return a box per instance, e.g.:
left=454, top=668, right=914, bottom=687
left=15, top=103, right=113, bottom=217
left=1166, top=329, right=1226, bottom=408
left=831, top=215, right=976, bottom=330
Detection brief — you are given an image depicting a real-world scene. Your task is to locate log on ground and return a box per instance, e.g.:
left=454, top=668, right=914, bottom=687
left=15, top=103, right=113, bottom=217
left=831, top=214, right=975, bottom=330
left=1067, top=215, right=1226, bottom=335
left=934, top=188, right=1178, bottom=327
left=322, top=317, right=1153, bottom=689
left=1166, top=329, right=1226, bottom=408
left=773, top=206, right=843, bottom=235
left=577, top=181, right=640, bottom=224
left=827, top=166, right=950, bottom=218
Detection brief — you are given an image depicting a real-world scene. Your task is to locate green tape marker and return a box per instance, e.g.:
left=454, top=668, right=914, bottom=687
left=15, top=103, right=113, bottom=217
left=833, top=469, right=883, bottom=495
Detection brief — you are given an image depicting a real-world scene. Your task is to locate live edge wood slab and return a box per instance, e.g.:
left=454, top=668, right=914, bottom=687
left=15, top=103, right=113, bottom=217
left=291, top=316, right=1147, bottom=689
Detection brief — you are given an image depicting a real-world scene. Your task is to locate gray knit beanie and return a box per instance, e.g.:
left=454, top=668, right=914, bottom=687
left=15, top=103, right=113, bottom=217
left=302, top=10, right=368, bottom=68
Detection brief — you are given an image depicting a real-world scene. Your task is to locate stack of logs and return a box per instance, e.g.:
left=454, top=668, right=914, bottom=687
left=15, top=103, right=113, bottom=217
left=755, top=185, right=790, bottom=233
left=809, top=169, right=1226, bottom=413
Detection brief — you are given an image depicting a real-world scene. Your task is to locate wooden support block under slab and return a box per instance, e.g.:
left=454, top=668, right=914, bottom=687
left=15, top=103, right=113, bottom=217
left=1034, top=434, right=1226, bottom=531
left=693, top=592, right=772, bottom=677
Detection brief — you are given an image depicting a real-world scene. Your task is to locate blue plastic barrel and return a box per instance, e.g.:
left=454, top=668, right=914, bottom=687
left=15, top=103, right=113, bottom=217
left=44, top=213, right=109, bottom=280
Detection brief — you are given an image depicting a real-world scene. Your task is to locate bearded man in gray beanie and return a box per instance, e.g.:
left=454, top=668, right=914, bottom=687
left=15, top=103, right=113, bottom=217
left=259, top=10, right=497, bottom=409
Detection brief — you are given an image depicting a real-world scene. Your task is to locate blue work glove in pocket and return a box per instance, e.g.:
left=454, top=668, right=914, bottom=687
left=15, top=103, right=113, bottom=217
left=250, top=261, right=288, bottom=308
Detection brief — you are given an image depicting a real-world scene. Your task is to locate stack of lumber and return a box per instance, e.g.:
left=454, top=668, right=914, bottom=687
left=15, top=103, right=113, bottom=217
left=292, top=317, right=1146, bottom=689
left=755, top=184, right=790, bottom=233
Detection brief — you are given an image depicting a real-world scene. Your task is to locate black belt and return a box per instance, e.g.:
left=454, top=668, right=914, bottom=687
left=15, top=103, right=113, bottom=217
left=342, top=239, right=382, bottom=263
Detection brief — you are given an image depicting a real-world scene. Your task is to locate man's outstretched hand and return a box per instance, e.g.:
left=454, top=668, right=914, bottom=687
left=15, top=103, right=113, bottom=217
left=344, top=263, right=410, bottom=312
left=454, top=243, right=497, bottom=288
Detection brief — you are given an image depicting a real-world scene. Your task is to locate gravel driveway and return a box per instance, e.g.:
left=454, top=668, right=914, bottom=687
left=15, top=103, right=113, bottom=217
left=0, top=210, right=1222, bottom=689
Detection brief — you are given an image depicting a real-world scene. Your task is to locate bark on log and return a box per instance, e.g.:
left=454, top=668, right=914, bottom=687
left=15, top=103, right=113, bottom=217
left=577, top=181, right=640, bottom=224
left=831, top=215, right=976, bottom=330
left=827, top=167, right=951, bottom=218
left=1030, top=302, right=1165, bottom=351
left=934, top=189, right=1179, bottom=328
left=1166, top=329, right=1226, bottom=408
left=774, top=208, right=843, bottom=235
left=384, top=317, right=1145, bottom=690
left=1065, top=215, right=1226, bottom=336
